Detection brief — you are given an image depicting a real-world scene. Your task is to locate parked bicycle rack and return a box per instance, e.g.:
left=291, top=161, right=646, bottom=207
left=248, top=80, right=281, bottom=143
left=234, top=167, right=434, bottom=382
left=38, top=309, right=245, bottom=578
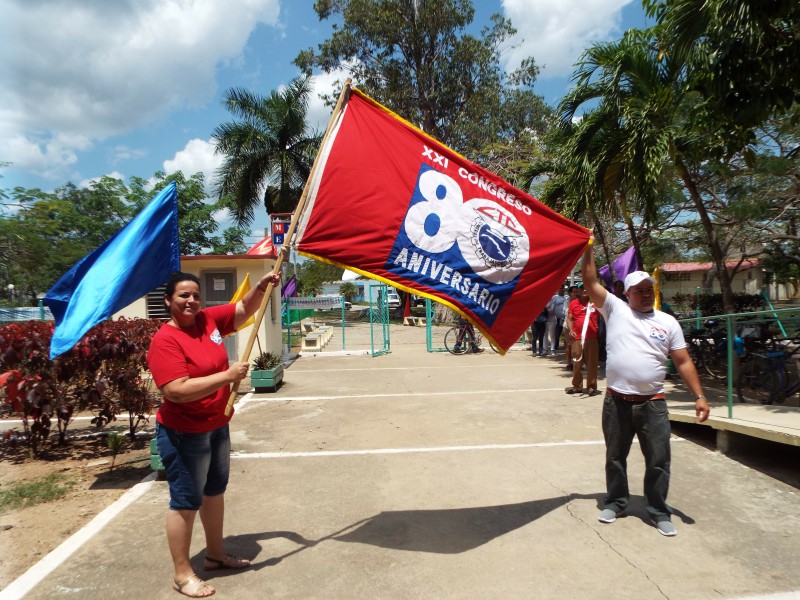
left=678, top=306, right=800, bottom=418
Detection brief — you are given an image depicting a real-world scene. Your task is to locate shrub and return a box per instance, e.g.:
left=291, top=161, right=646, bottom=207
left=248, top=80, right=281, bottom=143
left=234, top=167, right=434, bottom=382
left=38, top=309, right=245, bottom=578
left=0, top=317, right=162, bottom=457
left=669, top=292, right=764, bottom=318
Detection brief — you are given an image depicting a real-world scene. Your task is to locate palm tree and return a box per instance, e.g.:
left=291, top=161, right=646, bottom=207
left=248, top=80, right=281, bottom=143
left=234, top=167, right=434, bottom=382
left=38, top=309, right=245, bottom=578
left=213, top=76, right=322, bottom=225
left=554, top=30, right=741, bottom=311
left=339, top=282, right=358, bottom=303
left=557, top=32, right=676, bottom=268
left=525, top=106, right=629, bottom=275
left=645, top=0, right=800, bottom=141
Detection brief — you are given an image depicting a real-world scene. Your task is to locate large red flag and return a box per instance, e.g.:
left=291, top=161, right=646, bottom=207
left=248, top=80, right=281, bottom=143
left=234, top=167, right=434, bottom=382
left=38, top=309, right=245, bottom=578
left=295, top=88, right=590, bottom=351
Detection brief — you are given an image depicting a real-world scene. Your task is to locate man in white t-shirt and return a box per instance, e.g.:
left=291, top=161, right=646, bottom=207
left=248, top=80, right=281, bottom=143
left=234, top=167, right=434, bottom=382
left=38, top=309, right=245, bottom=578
left=581, top=241, right=710, bottom=537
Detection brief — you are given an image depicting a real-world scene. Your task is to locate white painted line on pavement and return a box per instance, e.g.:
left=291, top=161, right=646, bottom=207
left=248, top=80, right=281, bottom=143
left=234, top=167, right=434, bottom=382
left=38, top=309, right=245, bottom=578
left=237, top=388, right=568, bottom=408
left=0, top=473, right=158, bottom=600
left=231, top=439, right=616, bottom=460
left=0, top=414, right=144, bottom=427
left=731, top=594, right=800, bottom=600
left=290, top=363, right=554, bottom=373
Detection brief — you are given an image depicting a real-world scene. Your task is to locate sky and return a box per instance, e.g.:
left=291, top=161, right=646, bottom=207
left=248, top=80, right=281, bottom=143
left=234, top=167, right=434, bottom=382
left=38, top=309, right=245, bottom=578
left=0, top=0, right=650, bottom=239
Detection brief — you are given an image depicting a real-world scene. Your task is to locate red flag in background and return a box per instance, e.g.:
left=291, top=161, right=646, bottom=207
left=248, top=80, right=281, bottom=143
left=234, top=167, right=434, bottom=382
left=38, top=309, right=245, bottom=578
left=295, top=88, right=590, bottom=351
left=246, top=236, right=276, bottom=257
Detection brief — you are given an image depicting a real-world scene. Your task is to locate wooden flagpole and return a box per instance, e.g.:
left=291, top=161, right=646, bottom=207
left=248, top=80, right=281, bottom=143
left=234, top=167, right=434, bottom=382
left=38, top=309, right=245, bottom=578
left=224, top=79, right=353, bottom=416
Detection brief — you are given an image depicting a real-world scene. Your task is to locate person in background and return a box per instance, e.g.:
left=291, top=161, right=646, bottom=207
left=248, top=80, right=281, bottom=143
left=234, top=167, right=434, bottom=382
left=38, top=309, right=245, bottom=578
left=147, top=270, right=281, bottom=598
left=598, top=283, right=609, bottom=364
left=563, top=286, right=580, bottom=370
left=581, top=242, right=710, bottom=537
left=532, top=305, right=548, bottom=356
left=613, top=280, right=628, bottom=302
left=454, top=315, right=484, bottom=353
left=545, top=288, right=568, bottom=356
left=565, top=285, right=600, bottom=395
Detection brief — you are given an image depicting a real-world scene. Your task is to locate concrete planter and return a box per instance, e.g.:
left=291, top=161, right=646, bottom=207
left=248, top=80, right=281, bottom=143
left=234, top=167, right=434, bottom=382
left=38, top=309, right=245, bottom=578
left=149, top=438, right=165, bottom=478
left=251, top=365, right=283, bottom=392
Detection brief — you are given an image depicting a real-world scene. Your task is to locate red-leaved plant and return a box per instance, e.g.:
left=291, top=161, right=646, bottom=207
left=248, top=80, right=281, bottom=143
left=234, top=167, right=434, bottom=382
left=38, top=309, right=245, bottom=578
left=0, top=317, right=162, bottom=458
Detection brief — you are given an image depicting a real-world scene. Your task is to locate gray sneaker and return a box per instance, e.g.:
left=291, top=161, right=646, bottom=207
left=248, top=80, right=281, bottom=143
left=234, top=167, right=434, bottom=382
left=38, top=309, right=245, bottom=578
left=656, top=520, right=677, bottom=536
left=598, top=509, right=618, bottom=523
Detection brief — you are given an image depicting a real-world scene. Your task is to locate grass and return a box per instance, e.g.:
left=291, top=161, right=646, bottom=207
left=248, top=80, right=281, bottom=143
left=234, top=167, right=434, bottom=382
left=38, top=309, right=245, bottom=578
left=0, top=473, right=76, bottom=514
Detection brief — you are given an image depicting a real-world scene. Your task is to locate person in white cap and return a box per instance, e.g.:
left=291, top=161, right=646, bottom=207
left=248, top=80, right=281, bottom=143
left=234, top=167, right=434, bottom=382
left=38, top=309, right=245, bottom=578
left=580, top=241, right=710, bottom=537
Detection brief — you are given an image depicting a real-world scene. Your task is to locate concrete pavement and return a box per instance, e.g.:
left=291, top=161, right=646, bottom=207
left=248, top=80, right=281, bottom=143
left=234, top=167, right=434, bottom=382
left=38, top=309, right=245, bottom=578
left=3, top=335, right=800, bottom=599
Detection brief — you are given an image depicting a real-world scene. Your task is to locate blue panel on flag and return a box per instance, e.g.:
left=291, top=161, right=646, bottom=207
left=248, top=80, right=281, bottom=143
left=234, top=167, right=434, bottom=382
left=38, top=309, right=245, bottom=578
left=274, top=233, right=285, bottom=245
left=384, top=164, right=528, bottom=326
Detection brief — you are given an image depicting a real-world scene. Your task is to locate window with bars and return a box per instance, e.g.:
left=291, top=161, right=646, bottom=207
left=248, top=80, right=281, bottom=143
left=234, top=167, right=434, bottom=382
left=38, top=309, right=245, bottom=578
left=146, top=286, right=169, bottom=320
left=665, top=272, right=692, bottom=282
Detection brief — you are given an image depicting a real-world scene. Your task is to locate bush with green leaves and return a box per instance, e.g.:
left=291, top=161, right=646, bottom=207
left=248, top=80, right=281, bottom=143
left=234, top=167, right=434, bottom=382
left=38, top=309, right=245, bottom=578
left=669, top=292, right=764, bottom=318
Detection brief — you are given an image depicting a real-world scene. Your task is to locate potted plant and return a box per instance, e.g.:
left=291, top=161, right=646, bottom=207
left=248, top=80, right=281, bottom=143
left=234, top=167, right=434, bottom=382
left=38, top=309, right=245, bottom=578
left=250, top=351, right=284, bottom=392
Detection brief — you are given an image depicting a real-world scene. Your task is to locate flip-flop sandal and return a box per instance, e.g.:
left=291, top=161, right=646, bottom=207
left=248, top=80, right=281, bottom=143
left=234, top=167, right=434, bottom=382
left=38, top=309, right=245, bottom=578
left=204, top=553, right=250, bottom=570
left=173, top=574, right=215, bottom=597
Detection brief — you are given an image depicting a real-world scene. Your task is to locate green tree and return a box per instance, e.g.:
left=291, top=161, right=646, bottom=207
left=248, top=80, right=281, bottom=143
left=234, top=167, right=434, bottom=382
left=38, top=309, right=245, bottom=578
left=645, top=0, right=800, bottom=150
left=0, top=172, right=246, bottom=302
left=0, top=162, right=13, bottom=208
left=212, top=76, right=322, bottom=225
left=734, top=114, right=800, bottom=291
left=210, top=225, right=250, bottom=255
left=296, top=259, right=342, bottom=296
left=1, top=178, right=135, bottom=303
left=129, top=171, right=248, bottom=256
left=295, top=0, right=551, bottom=159
left=339, top=281, right=358, bottom=302
left=545, top=29, right=756, bottom=311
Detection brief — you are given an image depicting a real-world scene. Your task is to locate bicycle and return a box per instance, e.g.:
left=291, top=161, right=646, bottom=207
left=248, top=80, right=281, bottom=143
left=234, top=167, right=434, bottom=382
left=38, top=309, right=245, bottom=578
left=444, top=318, right=499, bottom=355
left=686, top=320, right=728, bottom=380
left=738, top=339, right=800, bottom=405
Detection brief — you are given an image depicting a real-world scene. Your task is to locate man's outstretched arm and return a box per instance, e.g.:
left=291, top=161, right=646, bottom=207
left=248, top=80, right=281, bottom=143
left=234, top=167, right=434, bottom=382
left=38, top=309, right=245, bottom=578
left=581, top=239, right=608, bottom=308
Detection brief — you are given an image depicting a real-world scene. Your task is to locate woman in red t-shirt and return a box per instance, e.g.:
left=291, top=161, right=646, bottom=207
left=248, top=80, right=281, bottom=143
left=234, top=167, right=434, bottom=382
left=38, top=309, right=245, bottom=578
left=147, top=270, right=279, bottom=598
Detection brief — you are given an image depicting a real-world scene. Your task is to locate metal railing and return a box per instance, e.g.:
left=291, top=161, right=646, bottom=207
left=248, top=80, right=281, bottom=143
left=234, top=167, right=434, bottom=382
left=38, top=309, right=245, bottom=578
left=677, top=306, right=800, bottom=418
left=0, top=305, right=54, bottom=325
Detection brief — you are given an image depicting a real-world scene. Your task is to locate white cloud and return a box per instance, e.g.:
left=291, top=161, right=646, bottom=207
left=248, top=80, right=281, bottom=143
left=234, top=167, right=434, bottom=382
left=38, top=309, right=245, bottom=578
left=111, top=146, right=148, bottom=164
left=162, top=138, right=223, bottom=192
left=211, top=208, right=234, bottom=226
left=308, top=68, right=354, bottom=133
left=501, top=0, right=633, bottom=78
left=0, top=0, right=280, bottom=180
left=78, top=171, right=127, bottom=189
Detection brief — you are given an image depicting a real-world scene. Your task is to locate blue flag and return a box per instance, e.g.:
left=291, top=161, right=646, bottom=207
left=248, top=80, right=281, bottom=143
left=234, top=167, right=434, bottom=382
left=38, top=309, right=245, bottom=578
left=45, top=182, right=180, bottom=358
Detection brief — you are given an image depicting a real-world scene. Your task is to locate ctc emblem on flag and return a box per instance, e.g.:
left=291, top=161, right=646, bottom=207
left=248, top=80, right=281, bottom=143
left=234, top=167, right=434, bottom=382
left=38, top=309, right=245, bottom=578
left=402, top=165, right=528, bottom=283
left=463, top=200, right=525, bottom=283
left=387, top=164, right=530, bottom=322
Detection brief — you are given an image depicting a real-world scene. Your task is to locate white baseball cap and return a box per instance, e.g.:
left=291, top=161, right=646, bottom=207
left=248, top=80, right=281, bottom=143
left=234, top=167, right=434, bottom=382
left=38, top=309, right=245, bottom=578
left=624, top=271, right=656, bottom=292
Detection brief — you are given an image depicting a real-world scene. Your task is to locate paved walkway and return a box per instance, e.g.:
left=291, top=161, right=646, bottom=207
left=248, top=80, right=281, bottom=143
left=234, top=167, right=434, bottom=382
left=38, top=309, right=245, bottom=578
left=3, top=335, right=800, bottom=599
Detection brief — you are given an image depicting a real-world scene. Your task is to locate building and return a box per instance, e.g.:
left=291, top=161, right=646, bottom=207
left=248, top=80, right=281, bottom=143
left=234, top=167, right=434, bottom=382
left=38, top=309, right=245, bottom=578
left=660, top=258, right=793, bottom=302
left=113, top=254, right=282, bottom=362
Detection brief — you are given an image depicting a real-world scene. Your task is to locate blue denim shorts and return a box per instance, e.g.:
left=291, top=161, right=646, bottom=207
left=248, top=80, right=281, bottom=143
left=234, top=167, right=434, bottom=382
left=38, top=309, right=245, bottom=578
left=155, top=422, right=231, bottom=510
